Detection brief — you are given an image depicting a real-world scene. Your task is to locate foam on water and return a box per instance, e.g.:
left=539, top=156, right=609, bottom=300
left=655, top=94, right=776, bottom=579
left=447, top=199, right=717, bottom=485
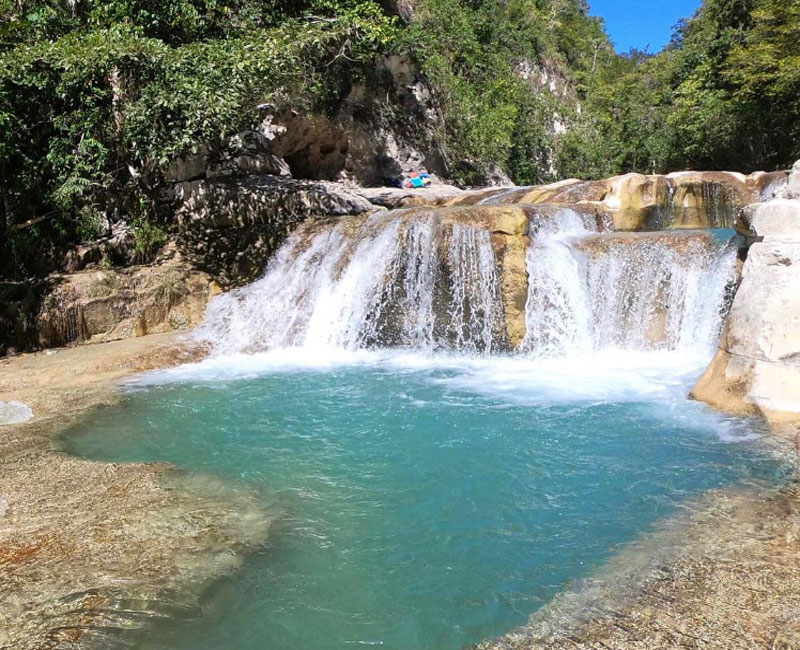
left=170, top=208, right=739, bottom=419
left=197, top=207, right=736, bottom=364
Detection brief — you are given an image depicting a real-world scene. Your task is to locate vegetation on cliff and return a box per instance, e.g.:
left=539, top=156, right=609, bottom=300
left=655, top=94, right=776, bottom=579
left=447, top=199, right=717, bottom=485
left=565, top=0, right=800, bottom=177
left=0, top=0, right=798, bottom=280
left=0, top=0, right=397, bottom=277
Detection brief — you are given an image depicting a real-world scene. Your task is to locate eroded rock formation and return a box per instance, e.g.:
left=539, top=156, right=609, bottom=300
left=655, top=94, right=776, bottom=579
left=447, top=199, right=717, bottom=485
left=0, top=258, right=214, bottom=356
left=692, top=185, right=800, bottom=423
left=174, top=176, right=376, bottom=287
left=452, top=170, right=788, bottom=231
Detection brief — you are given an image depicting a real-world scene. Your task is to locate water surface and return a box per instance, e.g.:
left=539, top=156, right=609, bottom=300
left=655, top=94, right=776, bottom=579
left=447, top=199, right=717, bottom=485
left=65, top=351, right=785, bottom=650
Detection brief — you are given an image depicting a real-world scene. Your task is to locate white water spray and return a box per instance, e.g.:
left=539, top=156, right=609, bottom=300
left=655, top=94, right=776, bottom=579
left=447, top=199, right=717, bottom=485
left=522, top=227, right=737, bottom=357
left=198, top=207, right=737, bottom=362
left=197, top=211, right=503, bottom=354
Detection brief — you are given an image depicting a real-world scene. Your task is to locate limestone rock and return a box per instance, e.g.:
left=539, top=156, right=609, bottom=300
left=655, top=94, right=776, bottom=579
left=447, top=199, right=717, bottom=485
left=747, top=169, right=789, bottom=201
left=34, top=262, right=214, bottom=350
left=256, top=75, right=447, bottom=185
left=164, top=132, right=290, bottom=183
left=62, top=222, right=139, bottom=272
left=788, top=159, right=800, bottom=199
left=739, top=199, right=800, bottom=241
left=174, top=176, right=377, bottom=287
left=604, top=174, right=672, bottom=230
left=692, top=198, right=800, bottom=422
left=354, top=184, right=465, bottom=209
left=453, top=171, right=763, bottom=231
left=492, top=233, right=528, bottom=348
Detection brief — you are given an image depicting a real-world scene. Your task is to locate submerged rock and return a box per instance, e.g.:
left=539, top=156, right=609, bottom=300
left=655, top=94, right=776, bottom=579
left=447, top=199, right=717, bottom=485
left=0, top=334, right=270, bottom=650
left=0, top=400, right=34, bottom=425
left=476, top=483, right=800, bottom=650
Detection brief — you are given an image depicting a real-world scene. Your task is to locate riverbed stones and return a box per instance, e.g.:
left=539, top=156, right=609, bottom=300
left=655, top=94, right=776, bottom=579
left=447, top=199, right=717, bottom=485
left=0, top=334, right=270, bottom=650
left=477, top=483, right=800, bottom=650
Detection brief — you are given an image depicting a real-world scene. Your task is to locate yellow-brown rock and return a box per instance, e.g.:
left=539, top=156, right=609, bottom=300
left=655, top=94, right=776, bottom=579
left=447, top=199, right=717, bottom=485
left=491, top=233, right=529, bottom=348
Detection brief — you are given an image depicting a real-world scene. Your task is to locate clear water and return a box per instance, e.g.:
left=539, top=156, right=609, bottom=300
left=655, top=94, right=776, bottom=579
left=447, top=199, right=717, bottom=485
left=65, top=350, right=786, bottom=650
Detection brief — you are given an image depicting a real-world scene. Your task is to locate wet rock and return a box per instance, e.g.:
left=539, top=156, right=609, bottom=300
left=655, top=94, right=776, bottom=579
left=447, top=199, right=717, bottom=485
left=748, top=169, right=789, bottom=201
left=476, top=484, right=800, bottom=650
left=454, top=171, right=768, bottom=231
left=666, top=171, right=750, bottom=229
left=0, top=334, right=270, bottom=650
left=493, top=233, right=528, bottom=348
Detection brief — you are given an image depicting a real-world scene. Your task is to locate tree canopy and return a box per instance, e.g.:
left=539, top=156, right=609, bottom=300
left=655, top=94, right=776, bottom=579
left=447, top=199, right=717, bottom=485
left=1, top=0, right=798, bottom=279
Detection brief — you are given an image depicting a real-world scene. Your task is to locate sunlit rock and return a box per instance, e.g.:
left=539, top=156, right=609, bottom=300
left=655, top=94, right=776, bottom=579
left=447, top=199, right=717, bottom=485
left=693, top=197, right=800, bottom=422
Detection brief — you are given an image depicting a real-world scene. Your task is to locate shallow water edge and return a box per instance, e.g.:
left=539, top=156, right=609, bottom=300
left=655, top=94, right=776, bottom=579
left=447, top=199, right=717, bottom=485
left=0, top=334, right=271, bottom=650
left=2, top=335, right=799, bottom=650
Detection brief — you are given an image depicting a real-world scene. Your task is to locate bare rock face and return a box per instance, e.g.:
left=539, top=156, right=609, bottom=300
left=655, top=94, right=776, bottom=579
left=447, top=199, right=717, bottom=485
left=62, top=222, right=139, bottom=273
left=164, top=131, right=290, bottom=184
left=692, top=195, right=800, bottom=422
left=174, top=176, right=377, bottom=287
left=35, top=261, right=215, bottom=350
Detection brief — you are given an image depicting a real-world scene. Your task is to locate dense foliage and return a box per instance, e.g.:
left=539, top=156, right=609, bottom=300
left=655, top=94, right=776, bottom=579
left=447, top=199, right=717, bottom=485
left=0, top=0, right=397, bottom=276
left=1, top=0, right=798, bottom=279
left=566, top=0, right=800, bottom=176
left=406, top=0, right=608, bottom=184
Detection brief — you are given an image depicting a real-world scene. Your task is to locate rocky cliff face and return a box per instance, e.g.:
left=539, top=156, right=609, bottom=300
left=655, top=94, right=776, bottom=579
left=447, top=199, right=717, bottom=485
left=692, top=161, right=800, bottom=424
left=0, top=254, right=215, bottom=356
left=174, top=176, right=376, bottom=287
left=162, top=54, right=447, bottom=190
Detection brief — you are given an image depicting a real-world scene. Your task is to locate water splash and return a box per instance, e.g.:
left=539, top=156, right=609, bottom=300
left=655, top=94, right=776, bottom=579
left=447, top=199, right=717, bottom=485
left=198, top=206, right=736, bottom=361
left=197, top=211, right=503, bottom=354
left=522, top=229, right=737, bottom=357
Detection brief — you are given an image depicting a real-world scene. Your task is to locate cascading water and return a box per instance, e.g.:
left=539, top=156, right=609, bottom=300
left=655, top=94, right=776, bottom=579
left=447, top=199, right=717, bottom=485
left=197, top=210, right=503, bottom=354
left=521, top=225, right=738, bottom=357
left=198, top=204, right=738, bottom=360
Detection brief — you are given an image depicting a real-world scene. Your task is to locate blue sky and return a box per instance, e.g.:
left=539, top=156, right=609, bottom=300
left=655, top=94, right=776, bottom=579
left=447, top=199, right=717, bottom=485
left=588, top=0, right=702, bottom=53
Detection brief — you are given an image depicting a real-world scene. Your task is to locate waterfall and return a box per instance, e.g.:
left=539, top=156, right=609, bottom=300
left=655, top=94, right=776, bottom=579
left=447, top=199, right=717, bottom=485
left=521, top=229, right=738, bottom=357
left=198, top=206, right=737, bottom=359
left=197, top=211, right=503, bottom=354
